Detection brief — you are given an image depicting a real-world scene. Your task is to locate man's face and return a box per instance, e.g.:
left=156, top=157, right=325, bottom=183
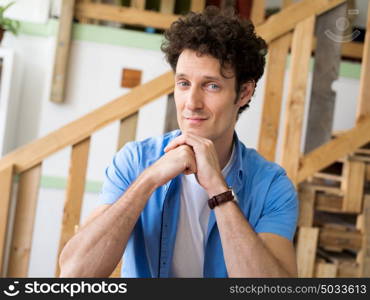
left=174, top=49, right=247, bottom=143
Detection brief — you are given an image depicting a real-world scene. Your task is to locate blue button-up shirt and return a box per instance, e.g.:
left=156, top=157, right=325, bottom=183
left=101, top=130, right=298, bottom=277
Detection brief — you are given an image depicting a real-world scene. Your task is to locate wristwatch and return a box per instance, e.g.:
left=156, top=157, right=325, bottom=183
left=208, top=188, right=237, bottom=209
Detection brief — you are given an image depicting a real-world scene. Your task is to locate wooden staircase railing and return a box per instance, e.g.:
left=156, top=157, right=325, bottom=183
left=2, top=0, right=364, bottom=278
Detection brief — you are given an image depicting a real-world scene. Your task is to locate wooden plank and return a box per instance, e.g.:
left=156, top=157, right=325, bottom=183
left=341, top=42, right=363, bottom=60
left=110, top=261, right=122, bottom=278
left=121, top=68, right=142, bottom=88
left=319, top=227, right=362, bottom=252
left=75, top=2, right=179, bottom=30
left=298, top=184, right=315, bottom=227
left=131, top=0, right=145, bottom=10
left=360, top=195, right=370, bottom=276
left=315, top=262, right=337, bottom=277
left=280, top=16, right=315, bottom=183
left=297, top=117, right=370, bottom=183
left=50, top=0, right=75, bottom=103
left=304, top=3, right=346, bottom=154
left=190, top=0, right=206, bottom=12
left=258, top=33, right=291, bottom=161
left=55, top=137, right=90, bottom=277
left=7, top=164, right=42, bottom=277
left=117, top=113, right=138, bottom=151
left=164, top=93, right=179, bottom=133
left=366, top=164, right=370, bottom=181
left=296, top=227, right=319, bottom=277
left=315, top=193, right=343, bottom=213
left=250, top=0, right=265, bottom=25
left=356, top=3, right=370, bottom=123
left=76, top=0, right=92, bottom=24
left=0, top=165, right=14, bottom=275
left=160, top=0, right=175, bottom=14
left=341, top=160, right=365, bottom=213
left=256, top=0, right=345, bottom=44
left=0, top=71, right=174, bottom=174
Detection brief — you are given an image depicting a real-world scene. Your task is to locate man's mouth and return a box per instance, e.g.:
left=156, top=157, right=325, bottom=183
left=184, top=117, right=207, bottom=124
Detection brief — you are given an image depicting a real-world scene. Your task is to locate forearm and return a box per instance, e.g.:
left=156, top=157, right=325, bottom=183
left=59, top=171, right=157, bottom=277
left=215, top=202, right=291, bottom=277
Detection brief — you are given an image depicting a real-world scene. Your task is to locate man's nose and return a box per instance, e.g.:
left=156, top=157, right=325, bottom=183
left=185, top=86, right=204, bottom=110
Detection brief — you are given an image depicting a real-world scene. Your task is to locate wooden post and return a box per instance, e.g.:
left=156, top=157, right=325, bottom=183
left=117, top=114, right=139, bottom=150
left=55, top=137, right=91, bottom=277
left=50, top=0, right=75, bottom=103
left=131, top=0, right=146, bottom=10
left=191, top=0, right=206, bottom=13
left=341, top=160, right=365, bottom=213
left=160, top=0, right=175, bottom=14
left=250, top=0, right=265, bottom=25
left=257, top=33, right=291, bottom=161
left=7, top=164, right=42, bottom=277
left=304, top=3, right=346, bottom=153
left=298, top=183, right=315, bottom=227
left=296, top=227, right=319, bottom=277
left=356, top=3, right=370, bottom=123
left=164, top=93, right=179, bottom=134
left=0, top=166, right=14, bottom=276
left=315, top=262, right=337, bottom=277
left=280, top=16, right=315, bottom=183
left=359, top=195, right=370, bottom=277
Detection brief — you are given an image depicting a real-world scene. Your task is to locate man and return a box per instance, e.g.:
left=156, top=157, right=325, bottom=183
left=59, top=6, right=298, bottom=278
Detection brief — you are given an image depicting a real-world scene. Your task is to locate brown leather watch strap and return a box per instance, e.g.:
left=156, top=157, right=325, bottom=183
left=208, top=190, right=234, bottom=209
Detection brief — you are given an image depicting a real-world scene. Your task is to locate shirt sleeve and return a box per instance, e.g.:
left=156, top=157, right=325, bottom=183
left=254, top=170, right=298, bottom=241
left=99, top=141, right=139, bottom=205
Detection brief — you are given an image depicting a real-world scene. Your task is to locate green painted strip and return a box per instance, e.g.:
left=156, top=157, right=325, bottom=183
left=40, top=175, right=102, bottom=193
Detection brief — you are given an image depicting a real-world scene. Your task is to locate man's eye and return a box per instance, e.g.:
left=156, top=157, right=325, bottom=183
left=208, top=83, right=220, bottom=90
left=176, top=81, right=189, bottom=87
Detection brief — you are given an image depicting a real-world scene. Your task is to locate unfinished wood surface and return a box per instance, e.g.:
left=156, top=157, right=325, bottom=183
left=0, top=71, right=174, bottom=174
left=258, top=33, right=291, bottom=161
left=190, top=0, right=206, bottom=12
left=342, top=42, right=363, bottom=60
left=164, top=93, right=179, bottom=133
left=360, top=195, right=370, bottom=276
left=298, top=184, right=315, bottom=227
left=50, top=0, right=75, bottom=103
left=356, top=3, right=370, bottom=123
left=7, top=164, right=42, bottom=277
left=0, top=166, right=14, bottom=275
left=304, top=3, right=345, bottom=154
left=75, top=2, right=179, bottom=29
left=131, top=0, right=145, bottom=10
left=296, top=227, right=319, bottom=277
left=298, top=117, right=370, bottom=183
left=314, top=172, right=342, bottom=181
left=117, top=113, right=138, bottom=151
left=257, top=0, right=345, bottom=44
left=76, top=0, right=92, bottom=23
left=55, top=137, right=91, bottom=277
left=280, top=16, right=315, bottom=183
left=121, top=68, right=142, bottom=88
left=341, top=160, right=365, bottom=213
left=315, top=193, right=343, bottom=213
left=250, top=0, right=265, bottom=25
left=110, top=261, right=122, bottom=278
left=319, top=227, right=362, bottom=252
left=315, top=262, right=337, bottom=277
left=160, top=0, right=175, bottom=14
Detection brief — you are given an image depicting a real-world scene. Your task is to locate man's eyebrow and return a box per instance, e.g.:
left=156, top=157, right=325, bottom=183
left=175, top=73, right=223, bottom=81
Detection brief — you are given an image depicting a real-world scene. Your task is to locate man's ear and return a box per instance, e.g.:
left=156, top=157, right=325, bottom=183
left=237, top=81, right=255, bottom=107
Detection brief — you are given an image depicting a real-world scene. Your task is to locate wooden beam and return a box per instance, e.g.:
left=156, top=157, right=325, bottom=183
left=304, top=3, right=346, bottom=153
left=131, top=0, right=145, bottom=10
left=7, top=164, right=42, bottom=277
left=190, top=0, right=206, bottom=12
left=298, top=184, right=315, bottom=227
left=75, top=2, right=179, bottom=30
left=250, top=0, right=265, bottom=26
left=315, top=262, right=337, bottom=277
left=315, top=192, right=343, bottom=213
left=319, top=227, right=363, bottom=252
left=160, top=0, right=175, bottom=14
left=360, top=195, right=370, bottom=277
left=280, top=16, right=315, bottom=183
left=0, top=71, right=174, bottom=174
left=356, top=3, right=370, bottom=123
left=258, top=33, right=291, bottom=161
left=0, top=165, right=13, bottom=275
left=341, top=42, right=363, bottom=60
left=298, top=117, right=370, bottom=183
left=296, top=227, right=319, bottom=277
left=55, top=137, right=90, bottom=277
left=341, top=160, right=365, bottom=213
left=50, top=0, right=75, bottom=103
left=257, top=0, right=345, bottom=44
left=117, top=114, right=138, bottom=150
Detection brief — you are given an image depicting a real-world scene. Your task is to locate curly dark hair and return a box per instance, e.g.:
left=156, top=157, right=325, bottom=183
left=161, top=6, right=267, bottom=115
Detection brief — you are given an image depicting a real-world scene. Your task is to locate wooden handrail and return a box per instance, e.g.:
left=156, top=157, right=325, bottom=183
left=0, top=71, right=174, bottom=173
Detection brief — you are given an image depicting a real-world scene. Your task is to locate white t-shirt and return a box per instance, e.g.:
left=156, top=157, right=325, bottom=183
left=170, top=145, right=236, bottom=277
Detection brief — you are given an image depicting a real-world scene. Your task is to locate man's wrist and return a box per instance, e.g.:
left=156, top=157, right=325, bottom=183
left=206, top=180, right=229, bottom=198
